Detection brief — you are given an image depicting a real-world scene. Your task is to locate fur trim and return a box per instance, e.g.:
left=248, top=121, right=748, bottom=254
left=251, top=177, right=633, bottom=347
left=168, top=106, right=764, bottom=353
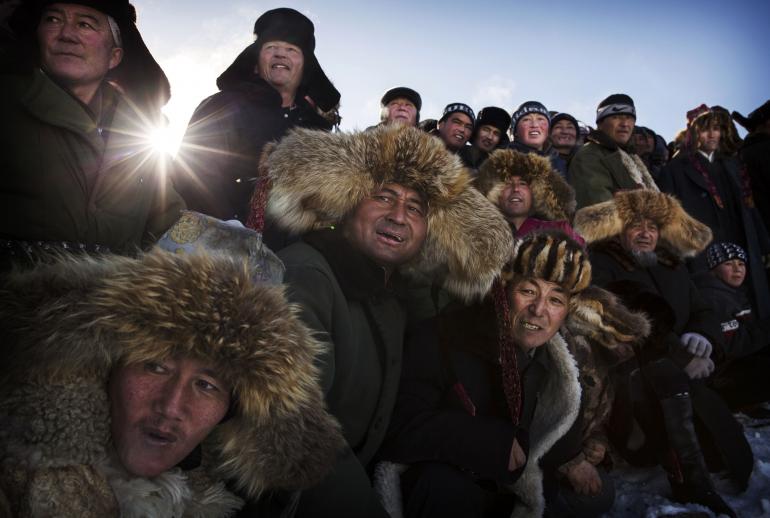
left=476, top=149, right=576, bottom=220
left=566, top=285, right=650, bottom=350
left=263, top=125, right=513, bottom=300
left=573, top=189, right=713, bottom=258
left=0, top=250, right=345, bottom=501
left=617, top=148, right=659, bottom=191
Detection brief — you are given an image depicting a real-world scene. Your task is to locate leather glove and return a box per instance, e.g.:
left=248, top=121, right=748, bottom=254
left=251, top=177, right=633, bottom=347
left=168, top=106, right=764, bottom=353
left=680, top=332, right=712, bottom=358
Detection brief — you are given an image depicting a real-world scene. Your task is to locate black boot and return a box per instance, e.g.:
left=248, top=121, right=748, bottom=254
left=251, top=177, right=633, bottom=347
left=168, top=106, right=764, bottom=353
left=660, top=393, right=737, bottom=518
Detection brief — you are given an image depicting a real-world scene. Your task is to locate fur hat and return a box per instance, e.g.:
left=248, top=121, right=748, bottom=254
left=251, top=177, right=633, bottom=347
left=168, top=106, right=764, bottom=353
left=263, top=125, right=513, bottom=300
left=0, top=250, right=344, bottom=498
left=573, top=189, right=713, bottom=258
left=732, top=100, right=770, bottom=133
left=476, top=106, right=511, bottom=135
left=476, top=149, right=576, bottom=221
left=707, top=242, right=748, bottom=270
left=503, top=230, right=591, bottom=295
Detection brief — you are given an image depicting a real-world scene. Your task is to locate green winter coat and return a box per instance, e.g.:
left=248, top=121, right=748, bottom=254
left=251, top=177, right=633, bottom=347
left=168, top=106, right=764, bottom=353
left=278, top=229, right=405, bottom=518
left=0, top=69, right=184, bottom=254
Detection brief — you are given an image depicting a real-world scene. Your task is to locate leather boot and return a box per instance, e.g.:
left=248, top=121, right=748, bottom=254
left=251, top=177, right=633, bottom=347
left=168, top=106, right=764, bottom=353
left=660, top=392, right=737, bottom=518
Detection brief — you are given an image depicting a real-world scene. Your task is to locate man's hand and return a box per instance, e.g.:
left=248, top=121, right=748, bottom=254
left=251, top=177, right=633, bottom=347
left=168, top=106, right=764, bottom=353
left=684, top=356, right=715, bottom=379
left=508, top=438, right=527, bottom=471
left=565, top=460, right=602, bottom=495
left=680, top=332, right=712, bottom=358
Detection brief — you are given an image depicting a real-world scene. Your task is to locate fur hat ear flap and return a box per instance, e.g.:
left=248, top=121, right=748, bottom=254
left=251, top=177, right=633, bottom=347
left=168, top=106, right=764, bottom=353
left=572, top=199, right=624, bottom=245
left=657, top=198, right=713, bottom=257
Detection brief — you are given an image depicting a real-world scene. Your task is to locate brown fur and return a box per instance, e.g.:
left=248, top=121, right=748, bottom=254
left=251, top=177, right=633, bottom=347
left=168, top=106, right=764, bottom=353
left=507, top=231, right=592, bottom=294
left=0, top=250, right=345, bottom=499
left=263, top=125, right=513, bottom=300
left=573, top=189, right=712, bottom=258
left=476, top=149, right=577, bottom=220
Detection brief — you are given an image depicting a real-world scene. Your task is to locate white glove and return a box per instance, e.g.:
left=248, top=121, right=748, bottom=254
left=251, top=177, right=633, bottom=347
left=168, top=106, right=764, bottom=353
left=684, top=357, right=715, bottom=379
left=680, top=332, right=712, bottom=358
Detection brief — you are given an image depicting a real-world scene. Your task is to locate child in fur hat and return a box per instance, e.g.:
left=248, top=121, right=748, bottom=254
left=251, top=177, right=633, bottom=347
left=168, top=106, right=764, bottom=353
left=693, top=242, right=770, bottom=411
left=377, top=231, right=648, bottom=518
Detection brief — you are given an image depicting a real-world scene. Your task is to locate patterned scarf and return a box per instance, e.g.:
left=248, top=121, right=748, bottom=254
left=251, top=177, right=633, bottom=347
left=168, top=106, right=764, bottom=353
left=492, top=278, right=522, bottom=426
left=687, top=153, right=755, bottom=210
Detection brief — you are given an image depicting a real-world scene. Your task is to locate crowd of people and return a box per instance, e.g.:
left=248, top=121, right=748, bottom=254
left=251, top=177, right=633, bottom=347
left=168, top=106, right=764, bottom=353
left=1, top=2, right=770, bottom=517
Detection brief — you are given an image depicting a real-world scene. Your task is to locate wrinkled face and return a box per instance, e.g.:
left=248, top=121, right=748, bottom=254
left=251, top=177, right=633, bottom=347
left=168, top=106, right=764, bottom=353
left=438, top=112, right=473, bottom=150
left=386, top=97, right=418, bottom=126
left=697, top=123, right=721, bottom=154
left=497, top=176, right=533, bottom=223
left=37, top=4, right=123, bottom=92
left=598, top=114, right=635, bottom=146
left=343, top=183, right=428, bottom=269
left=714, top=259, right=746, bottom=288
left=516, top=114, right=549, bottom=150
left=550, top=120, right=577, bottom=148
left=620, top=218, right=659, bottom=253
left=475, top=124, right=502, bottom=152
left=510, top=277, right=570, bottom=350
left=258, top=40, right=304, bottom=93
left=109, top=357, right=231, bottom=478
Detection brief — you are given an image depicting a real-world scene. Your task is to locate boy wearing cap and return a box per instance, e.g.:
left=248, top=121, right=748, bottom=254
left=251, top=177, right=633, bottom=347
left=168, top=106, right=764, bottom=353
left=569, top=94, right=658, bottom=209
left=693, top=242, right=770, bottom=410
left=508, top=101, right=568, bottom=178
left=435, top=102, right=475, bottom=153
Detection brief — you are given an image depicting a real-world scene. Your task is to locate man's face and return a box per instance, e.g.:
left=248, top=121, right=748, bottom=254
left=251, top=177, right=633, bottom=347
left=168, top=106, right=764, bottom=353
left=343, top=183, right=428, bottom=269
left=386, top=97, right=418, bottom=126
left=598, top=114, right=635, bottom=146
left=438, top=112, right=473, bottom=150
left=515, top=114, right=549, bottom=150
left=714, top=259, right=746, bottom=288
left=510, top=277, right=569, bottom=350
left=620, top=218, right=659, bottom=254
left=109, top=357, right=231, bottom=478
left=497, top=177, right=533, bottom=223
left=258, top=40, right=304, bottom=94
left=474, top=124, right=502, bottom=152
left=632, top=132, right=653, bottom=155
left=697, top=123, right=721, bottom=154
left=37, top=4, right=123, bottom=91
left=550, top=120, right=577, bottom=149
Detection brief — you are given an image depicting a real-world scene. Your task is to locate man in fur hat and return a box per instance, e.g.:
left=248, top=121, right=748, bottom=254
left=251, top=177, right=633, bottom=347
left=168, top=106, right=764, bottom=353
left=0, top=0, right=184, bottom=264
left=377, top=231, right=645, bottom=518
left=569, top=94, right=658, bottom=209
left=658, top=103, right=770, bottom=318
left=574, top=189, right=750, bottom=517
left=173, top=7, right=340, bottom=224
left=458, top=106, right=511, bottom=169
left=260, top=125, right=513, bottom=516
left=0, top=248, right=344, bottom=517
left=734, top=100, right=770, bottom=233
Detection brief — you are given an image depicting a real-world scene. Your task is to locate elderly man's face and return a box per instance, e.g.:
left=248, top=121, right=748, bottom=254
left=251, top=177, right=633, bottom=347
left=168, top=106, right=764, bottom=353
left=550, top=120, right=577, bottom=149
left=475, top=125, right=502, bottom=152
left=438, top=112, right=473, bottom=151
left=37, top=4, right=123, bottom=93
left=497, top=176, right=533, bottom=224
left=258, top=40, right=304, bottom=94
left=510, top=277, right=569, bottom=350
left=598, top=114, right=635, bottom=146
left=516, top=114, right=549, bottom=150
left=386, top=97, right=418, bottom=126
left=698, top=123, right=721, bottom=154
left=109, top=357, right=231, bottom=478
left=344, top=183, right=428, bottom=269
left=620, top=218, right=659, bottom=254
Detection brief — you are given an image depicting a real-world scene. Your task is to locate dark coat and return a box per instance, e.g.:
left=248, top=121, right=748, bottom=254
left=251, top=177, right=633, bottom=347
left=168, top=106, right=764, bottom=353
left=278, top=229, right=406, bottom=518
left=658, top=151, right=770, bottom=317
left=0, top=70, right=184, bottom=255
left=380, top=301, right=582, bottom=518
left=739, top=132, right=770, bottom=236
left=173, top=75, right=332, bottom=223
left=589, top=239, right=721, bottom=366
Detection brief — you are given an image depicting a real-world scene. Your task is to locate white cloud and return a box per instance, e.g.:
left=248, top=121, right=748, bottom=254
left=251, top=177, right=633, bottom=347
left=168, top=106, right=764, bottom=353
left=470, top=76, right=517, bottom=110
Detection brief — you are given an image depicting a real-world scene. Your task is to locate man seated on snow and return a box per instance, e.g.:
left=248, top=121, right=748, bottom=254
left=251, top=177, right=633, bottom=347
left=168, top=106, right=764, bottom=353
left=0, top=248, right=343, bottom=516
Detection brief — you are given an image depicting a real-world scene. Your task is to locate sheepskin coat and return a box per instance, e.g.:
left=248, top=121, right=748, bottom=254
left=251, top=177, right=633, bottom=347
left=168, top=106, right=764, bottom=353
left=0, top=250, right=344, bottom=517
left=377, top=301, right=581, bottom=518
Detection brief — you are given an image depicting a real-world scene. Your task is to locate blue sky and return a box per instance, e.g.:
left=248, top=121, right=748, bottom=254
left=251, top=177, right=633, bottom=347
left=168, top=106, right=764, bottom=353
left=132, top=0, right=770, bottom=153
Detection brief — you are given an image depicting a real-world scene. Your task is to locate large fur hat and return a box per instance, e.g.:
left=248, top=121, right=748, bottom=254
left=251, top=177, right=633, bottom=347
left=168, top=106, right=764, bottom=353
left=476, top=149, right=576, bottom=220
left=573, top=189, right=712, bottom=258
left=263, top=125, right=513, bottom=300
left=0, top=250, right=344, bottom=499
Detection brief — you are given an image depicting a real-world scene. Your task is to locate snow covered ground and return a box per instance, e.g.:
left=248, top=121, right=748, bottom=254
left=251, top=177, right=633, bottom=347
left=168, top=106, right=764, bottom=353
left=608, top=408, right=770, bottom=517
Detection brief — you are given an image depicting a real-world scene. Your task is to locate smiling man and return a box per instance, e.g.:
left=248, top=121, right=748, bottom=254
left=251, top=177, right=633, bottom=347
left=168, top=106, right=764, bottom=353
left=262, top=125, right=512, bottom=517
left=435, top=102, right=475, bottom=153
left=378, top=86, right=422, bottom=127
left=0, top=0, right=184, bottom=264
left=173, top=8, right=341, bottom=223
left=569, top=94, right=658, bottom=209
